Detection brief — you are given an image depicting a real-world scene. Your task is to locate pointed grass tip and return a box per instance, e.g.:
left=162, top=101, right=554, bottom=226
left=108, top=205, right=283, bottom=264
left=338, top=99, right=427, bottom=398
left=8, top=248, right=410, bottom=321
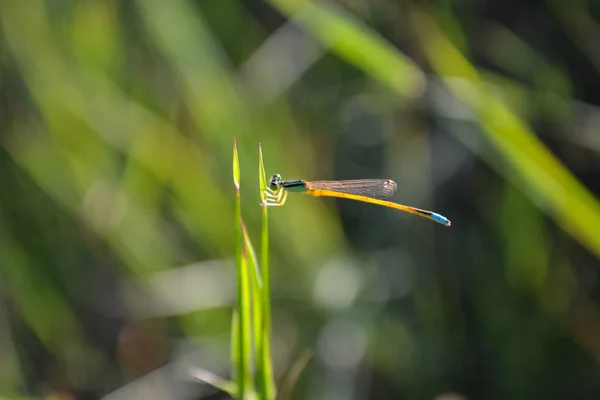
left=232, top=137, right=240, bottom=190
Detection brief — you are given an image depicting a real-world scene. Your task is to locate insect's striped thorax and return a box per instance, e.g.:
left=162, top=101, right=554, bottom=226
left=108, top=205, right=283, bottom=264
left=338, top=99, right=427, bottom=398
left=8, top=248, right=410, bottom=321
left=281, top=179, right=308, bottom=193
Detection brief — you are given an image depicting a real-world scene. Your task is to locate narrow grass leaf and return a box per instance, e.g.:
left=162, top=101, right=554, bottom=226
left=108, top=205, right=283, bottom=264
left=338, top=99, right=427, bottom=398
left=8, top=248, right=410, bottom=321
left=258, top=143, right=276, bottom=399
left=231, top=309, right=241, bottom=396
left=259, top=143, right=267, bottom=203
left=233, top=138, right=241, bottom=190
left=241, top=221, right=263, bottom=370
left=232, top=138, right=247, bottom=398
left=240, top=246, right=256, bottom=398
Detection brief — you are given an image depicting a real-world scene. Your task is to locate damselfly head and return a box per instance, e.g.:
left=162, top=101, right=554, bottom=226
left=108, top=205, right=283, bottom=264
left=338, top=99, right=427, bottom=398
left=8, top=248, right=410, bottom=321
left=269, top=174, right=282, bottom=190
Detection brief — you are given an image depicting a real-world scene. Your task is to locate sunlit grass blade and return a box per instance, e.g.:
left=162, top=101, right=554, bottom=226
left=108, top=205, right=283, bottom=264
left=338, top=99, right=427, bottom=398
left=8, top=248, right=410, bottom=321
left=258, top=143, right=276, bottom=399
left=232, top=138, right=243, bottom=397
left=232, top=138, right=253, bottom=398
left=240, top=246, right=256, bottom=399
left=230, top=307, right=241, bottom=396
left=233, top=139, right=241, bottom=191
left=267, top=0, right=425, bottom=98
left=241, top=221, right=263, bottom=369
left=259, top=143, right=267, bottom=204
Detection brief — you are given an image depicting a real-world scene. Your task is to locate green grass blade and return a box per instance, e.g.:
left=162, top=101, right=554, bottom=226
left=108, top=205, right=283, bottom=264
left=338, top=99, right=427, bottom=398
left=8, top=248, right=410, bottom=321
left=233, top=138, right=241, bottom=191
left=232, top=138, right=252, bottom=399
left=258, top=143, right=276, bottom=399
left=240, top=245, right=256, bottom=398
left=241, top=221, right=263, bottom=371
left=267, top=0, right=425, bottom=98
left=259, top=143, right=267, bottom=204
left=230, top=308, right=241, bottom=396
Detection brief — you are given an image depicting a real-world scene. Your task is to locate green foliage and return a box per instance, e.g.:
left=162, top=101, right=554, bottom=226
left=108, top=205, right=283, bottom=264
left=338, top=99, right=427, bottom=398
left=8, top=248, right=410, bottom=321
left=229, top=140, right=276, bottom=399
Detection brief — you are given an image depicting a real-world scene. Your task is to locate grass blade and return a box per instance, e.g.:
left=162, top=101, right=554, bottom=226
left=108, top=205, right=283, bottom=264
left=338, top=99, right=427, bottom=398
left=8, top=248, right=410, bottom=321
left=233, top=138, right=241, bottom=191
left=241, top=221, right=263, bottom=373
left=259, top=143, right=267, bottom=204
left=240, top=245, right=256, bottom=398
left=232, top=138, right=243, bottom=398
left=230, top=308, right=242, bottom=396
left=258, top=143, right=276, bottom=399
left=232, top=138, right=254, bottom=399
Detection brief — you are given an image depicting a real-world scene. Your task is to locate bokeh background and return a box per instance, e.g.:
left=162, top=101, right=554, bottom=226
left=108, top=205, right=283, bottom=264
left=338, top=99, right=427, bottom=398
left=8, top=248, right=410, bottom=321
left=3, top=0, right=600, bottom=399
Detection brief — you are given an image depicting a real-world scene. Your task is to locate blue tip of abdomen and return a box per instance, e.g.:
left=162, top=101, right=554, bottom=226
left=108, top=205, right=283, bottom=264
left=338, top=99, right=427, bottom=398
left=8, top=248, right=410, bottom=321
left=432, top=213, right=451, bottom=226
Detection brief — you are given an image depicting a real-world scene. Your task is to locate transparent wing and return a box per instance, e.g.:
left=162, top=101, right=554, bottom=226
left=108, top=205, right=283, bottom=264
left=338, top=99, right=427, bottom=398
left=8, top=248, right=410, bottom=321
left=305, top=179, right=397, bottom=199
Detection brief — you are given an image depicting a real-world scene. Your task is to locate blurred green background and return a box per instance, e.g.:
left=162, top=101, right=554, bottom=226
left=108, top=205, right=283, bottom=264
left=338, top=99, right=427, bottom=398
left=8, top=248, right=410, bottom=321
left=2, top=0, right=600, bottom=399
